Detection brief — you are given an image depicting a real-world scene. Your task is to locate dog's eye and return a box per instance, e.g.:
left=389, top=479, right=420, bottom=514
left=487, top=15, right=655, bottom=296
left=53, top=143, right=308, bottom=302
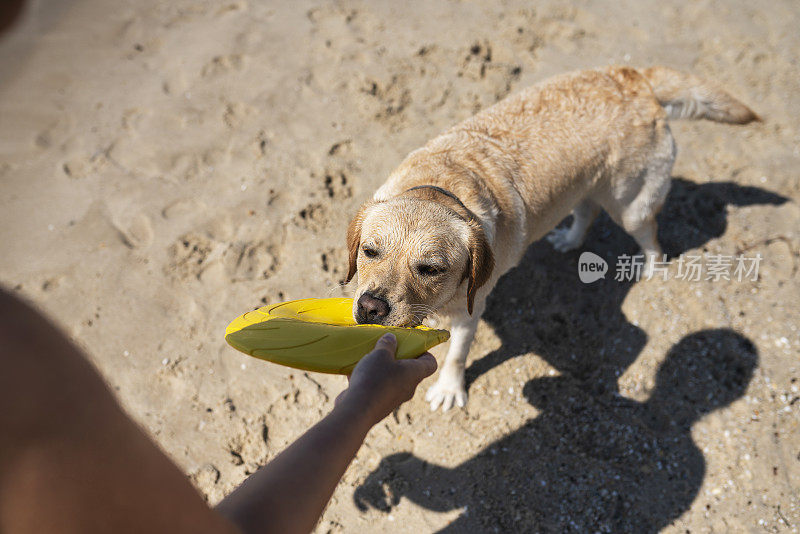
left=362, top=246, right=379, bottom=259
left=416, top=264, right=443, bottom=276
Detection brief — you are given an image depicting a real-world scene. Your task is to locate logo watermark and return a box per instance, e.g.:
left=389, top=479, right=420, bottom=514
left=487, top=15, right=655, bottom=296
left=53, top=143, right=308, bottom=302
left=578, top=252, right=609, bottom=283
left=578, top=253, right=762, bottom=283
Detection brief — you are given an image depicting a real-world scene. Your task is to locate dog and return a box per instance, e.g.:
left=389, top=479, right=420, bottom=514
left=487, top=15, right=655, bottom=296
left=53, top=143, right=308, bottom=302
left=345, top=65, right=758, bottom=412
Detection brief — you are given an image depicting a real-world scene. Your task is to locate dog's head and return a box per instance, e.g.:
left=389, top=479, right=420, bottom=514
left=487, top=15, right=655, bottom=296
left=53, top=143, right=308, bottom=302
left=345, top=194, right=494, bottom=326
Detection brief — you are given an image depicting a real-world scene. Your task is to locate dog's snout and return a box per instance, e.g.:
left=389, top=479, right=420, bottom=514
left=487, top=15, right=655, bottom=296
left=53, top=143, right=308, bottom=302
left=356, top=292, right=391, bottom=324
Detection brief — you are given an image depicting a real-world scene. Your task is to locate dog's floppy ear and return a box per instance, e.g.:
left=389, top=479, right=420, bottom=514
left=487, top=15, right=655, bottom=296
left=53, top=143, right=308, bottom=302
left=345, top=203, right=369, bottom=283
left=465, top=221, right=494, bottom=315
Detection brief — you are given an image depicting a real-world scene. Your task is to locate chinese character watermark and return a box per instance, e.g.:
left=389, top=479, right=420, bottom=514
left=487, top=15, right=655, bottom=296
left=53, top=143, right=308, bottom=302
left=580, top=253, right=762, bottom=283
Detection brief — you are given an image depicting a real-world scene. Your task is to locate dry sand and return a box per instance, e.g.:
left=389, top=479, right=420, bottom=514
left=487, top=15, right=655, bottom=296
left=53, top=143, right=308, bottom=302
left=1, top=0, right=798, bottom=531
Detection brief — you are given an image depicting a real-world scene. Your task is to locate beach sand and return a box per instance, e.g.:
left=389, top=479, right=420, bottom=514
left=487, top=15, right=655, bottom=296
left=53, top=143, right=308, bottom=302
left=1, top=0, right=798, bottom=531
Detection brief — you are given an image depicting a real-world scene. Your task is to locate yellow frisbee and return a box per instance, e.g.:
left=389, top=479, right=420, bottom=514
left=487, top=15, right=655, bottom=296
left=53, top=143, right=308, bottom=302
left=224, top=297, right=449, bottom=374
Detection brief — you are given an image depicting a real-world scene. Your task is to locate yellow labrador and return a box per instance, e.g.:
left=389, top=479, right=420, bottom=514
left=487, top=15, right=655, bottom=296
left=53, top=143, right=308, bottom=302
left=345, top=65, right=758, bottom=411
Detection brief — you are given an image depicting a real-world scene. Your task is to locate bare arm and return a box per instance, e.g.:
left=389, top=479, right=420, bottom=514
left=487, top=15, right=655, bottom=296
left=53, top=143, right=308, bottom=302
left=0, top=288, right=435, bottom=533
left=216, top=334, right=437, bottom=534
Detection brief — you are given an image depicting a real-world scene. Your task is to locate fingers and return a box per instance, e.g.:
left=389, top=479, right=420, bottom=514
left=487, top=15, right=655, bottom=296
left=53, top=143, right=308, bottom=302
left=396, top=352, right=437, bottom=385
left=365, top=335, right=438, bottom=384
left=371, top=332, right=397, bottom=358
left=417, top=353, right=437, bottom=372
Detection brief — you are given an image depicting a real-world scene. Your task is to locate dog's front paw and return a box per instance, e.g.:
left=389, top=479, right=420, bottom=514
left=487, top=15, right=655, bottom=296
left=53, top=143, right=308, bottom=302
left=425, top=376, right=467, bottom=412
left=546, top=227, right=581, bottom=252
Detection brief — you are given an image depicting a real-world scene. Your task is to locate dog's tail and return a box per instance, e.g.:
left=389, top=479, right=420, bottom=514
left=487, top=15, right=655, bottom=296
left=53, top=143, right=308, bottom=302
left=641, top=66, right=760, bottom=124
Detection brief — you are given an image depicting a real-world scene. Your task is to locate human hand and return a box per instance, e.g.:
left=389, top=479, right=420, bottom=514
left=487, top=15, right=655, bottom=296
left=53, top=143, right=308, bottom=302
left=335, top=334, right=437, bottom=427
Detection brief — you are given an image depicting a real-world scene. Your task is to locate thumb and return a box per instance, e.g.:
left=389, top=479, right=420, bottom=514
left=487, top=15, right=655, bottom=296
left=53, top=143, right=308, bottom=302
left=398, top=352, right=438, bottom=381
left=372, top=332, right=397, bottom=357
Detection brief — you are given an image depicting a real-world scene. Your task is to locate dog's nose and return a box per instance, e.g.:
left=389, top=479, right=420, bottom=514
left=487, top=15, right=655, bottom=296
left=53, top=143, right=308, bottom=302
left=356, top=292, right=391, bottom=324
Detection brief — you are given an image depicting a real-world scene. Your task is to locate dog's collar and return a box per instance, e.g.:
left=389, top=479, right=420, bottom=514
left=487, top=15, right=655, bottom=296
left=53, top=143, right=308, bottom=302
left=404, top=185, right=473, bottom=220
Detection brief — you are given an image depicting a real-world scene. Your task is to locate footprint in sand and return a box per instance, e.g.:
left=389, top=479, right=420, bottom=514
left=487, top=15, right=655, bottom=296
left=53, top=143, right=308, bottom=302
left=293, top=202, right=330, bottom=233
left=167, top=233, right=216, bottom=281
left=167, top=234, right=279, bottom=283
left=224, top=241, right=279, bottom=282
left=222, top=101, right=257, bottom=129
left=201, top=54, right=246, bottom=78
left=320, top=247, right=348, bottom=287
left=119, top=214, right=154, bottom=250
left=321, top=168, right=352, bottom=199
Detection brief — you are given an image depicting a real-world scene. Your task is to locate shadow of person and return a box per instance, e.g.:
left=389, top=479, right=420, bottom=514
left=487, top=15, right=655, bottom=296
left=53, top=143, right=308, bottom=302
left=464, top=177, right=786, bottom=393
left=354, top=329, right=758, bottom=533
left=353, top=177, right=782, bottom=531
left=657, top=177, right=789, bottom=257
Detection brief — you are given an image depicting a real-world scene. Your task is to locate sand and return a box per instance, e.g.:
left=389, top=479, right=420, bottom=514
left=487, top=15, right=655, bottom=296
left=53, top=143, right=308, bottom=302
left=1, top=0, right=798, bottom=531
